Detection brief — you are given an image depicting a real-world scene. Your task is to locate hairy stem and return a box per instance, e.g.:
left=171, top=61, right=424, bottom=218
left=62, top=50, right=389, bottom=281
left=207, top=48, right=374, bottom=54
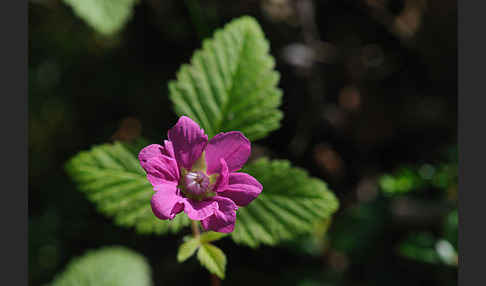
left=211, top=274, right=221, bottom=286
left=191, top=220, right=200, bottom=238
left=191, top=221, right=222, bottom=285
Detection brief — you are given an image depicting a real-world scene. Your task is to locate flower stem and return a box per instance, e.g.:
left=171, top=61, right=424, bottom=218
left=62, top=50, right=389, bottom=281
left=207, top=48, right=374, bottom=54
left=211, top=274, right=221, bottom=286
left=191, top=220, right=200, bottom=238
left=191, top=221, right=221, bottom=285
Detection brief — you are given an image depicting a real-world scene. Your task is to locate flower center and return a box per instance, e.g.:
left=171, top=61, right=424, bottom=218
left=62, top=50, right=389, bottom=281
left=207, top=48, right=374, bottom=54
left=183, top=171, right=210, bottom=196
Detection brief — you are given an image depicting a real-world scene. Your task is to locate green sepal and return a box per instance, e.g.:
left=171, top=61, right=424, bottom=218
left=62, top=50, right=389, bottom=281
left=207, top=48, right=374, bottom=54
left=191, top=152, right=207, bottom=172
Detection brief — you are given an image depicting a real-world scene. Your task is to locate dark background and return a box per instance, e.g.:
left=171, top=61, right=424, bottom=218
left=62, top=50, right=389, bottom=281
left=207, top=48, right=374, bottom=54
left=28, top=0, right=457, bottom=285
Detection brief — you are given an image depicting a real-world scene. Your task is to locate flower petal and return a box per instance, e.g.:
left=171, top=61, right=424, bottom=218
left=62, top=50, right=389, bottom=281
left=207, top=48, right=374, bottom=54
left=139, top=142, right=180, bottom=185
left=139, top=144, right=163, bottom=163
left=161, top=140, right=176, bottom=158
left=151, top=182, right=184, bottom=220
left=168, top=116, right=208, bottom=170
left=201, top=197, right=237, bottom=233
left=141, top=155, right=180, bottom=186
left=183, top=198, right=218, bottom=220
left=218, top=172, right=263, bottom=206
left=212, top=158, right=229, bottom=192
left=138, top=141, right=175, bottom=168
left=205, top=131, right=251, bottom=174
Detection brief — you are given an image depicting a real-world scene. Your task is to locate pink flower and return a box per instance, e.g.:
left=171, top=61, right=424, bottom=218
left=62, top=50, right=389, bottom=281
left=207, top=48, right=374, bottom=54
left=138, top=116, right=263, bottom=233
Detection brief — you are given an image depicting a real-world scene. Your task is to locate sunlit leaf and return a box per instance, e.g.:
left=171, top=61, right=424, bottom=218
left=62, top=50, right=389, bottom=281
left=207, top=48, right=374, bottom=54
left=177, top=238, right=200, bottom=263
left=65, top=142, right=190, bottom=235
left=232, top=158, right=339, bottom=247
left=197, top=244, right=227, bottom=279
left=199, top=231, right=228, bottom=244
left=169, top=16, right=283, bottom=141
left=63, top=0, right=138, bottom=36
left=50, top=246, right=152, bottom=286
left=397, top=232, right=458, bottom=267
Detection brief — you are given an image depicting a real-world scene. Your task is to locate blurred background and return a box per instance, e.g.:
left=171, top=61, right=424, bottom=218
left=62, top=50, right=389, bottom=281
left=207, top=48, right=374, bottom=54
left=29, top=0, right=457, bottom=285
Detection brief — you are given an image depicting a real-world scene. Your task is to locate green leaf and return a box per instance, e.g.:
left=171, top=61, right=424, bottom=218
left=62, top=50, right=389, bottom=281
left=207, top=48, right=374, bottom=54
left=62, top=0, right=138, bottom=36
left=282, top=218, right=332, bottom=257
left=50, top=246, right=152, bottom=286
left=231, top=158, right=339, bottom=248
left=177, top=231, right=227, bottom=263
left=65, top=142, right=190, bottom=235
left=443, top=209, right=458, bottom=248
left=398, top=232, right=440, bottom=264
left=399, top=231, right=458, bottom=267
left=199, top=231, right=228, bottom=243
left=169, top=16, right=283, bottom=141
left=197, top=244, right=227, bottom=279
left=177, top=238, right=201, bottom=263
left=379, top=161, right=458, bottom=197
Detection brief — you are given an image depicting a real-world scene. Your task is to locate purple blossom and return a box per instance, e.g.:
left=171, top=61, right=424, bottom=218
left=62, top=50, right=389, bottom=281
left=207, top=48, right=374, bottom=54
left=138, top=116, right=263, bottom=233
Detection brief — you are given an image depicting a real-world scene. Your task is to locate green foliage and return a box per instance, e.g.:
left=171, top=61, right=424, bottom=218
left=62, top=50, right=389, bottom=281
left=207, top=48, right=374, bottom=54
left=231, top=158, right=339, bottom=248
left=443, top=209, right=458, bottom=248
left=168, top=16, right=283, bottom=141
left=199, top=231, right=228, bottom=244
left=379, top=162, right=458, bottom=196
left=398, top=232, right=458, bottom=267
left=177, top=238, right=200, bottom=263
left=62, top=0, right=138, bottom=36
left=49, top=246, right=152, bottom=286
left=197, top=244, right=227, bottom=279
left=177, top=231, right=228, bottom=278
left=398, top=232, right=441, bottom=265
left=65, top=142, right=190, bottom=235
left=330, top=200, right=387, bottom=256
left=379, top=149, right=458, bottom=268
left=178, top=231, right=227, bottom=263
left=399, top=209, right=458, bottom=267
left=379, top=168, right=425, bottom=196
left=282, top=218, right=332, bottom=257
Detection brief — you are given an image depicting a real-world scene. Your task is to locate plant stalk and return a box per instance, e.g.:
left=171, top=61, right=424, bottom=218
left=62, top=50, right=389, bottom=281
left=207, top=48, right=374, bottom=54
left=191, top=220, right=200, bottom=238
left=211, top=274, right=221, bottom=286
left=191, top=221, right=221, bottom=285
